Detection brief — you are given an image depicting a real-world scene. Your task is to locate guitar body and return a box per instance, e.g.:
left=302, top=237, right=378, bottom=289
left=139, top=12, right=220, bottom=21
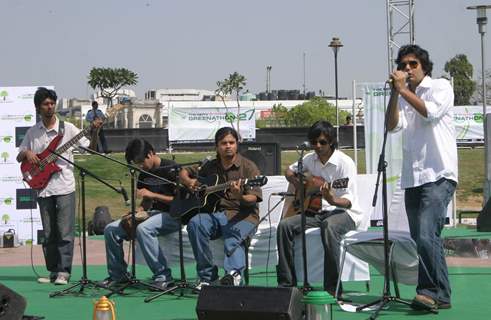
left=170, top=175, right=222, bottom=222
left=170, top=174, right=268, bottom=223
left=286, top=174, right=349, bottom=216
left=20, top=135, right=63, bottom=190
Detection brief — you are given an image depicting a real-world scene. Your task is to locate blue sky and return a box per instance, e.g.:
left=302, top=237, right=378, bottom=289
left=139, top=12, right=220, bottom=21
left=0, top=0, right=488, bottom=99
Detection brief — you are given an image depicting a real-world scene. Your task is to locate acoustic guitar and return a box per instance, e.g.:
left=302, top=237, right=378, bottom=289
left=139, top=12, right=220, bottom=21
left=285, top=173, right=349, bottom=217
left=170, top=175, right=268, bottom=222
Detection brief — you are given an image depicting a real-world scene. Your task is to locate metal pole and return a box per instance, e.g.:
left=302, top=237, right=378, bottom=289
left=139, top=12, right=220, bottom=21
left=334, top=50, right=339, bottom=140
left=482, top=31, right=490, bottom=201
left=352, top=80, right=358, bottom=167
left=303, top=52, right=306, bottom=95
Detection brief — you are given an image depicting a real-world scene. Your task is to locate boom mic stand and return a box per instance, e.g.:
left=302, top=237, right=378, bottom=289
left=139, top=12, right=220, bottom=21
left=355, top=85, right=436, bottom=318
left=47, top=150, right=124, bottom=297
left=296, top=145, right=312, bottom=293
left=145, top=163, right=205, bottom=303
left=79, top=147, right=177, bottom=297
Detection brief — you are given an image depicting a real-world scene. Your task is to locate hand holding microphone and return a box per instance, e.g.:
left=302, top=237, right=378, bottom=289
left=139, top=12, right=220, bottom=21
left=388, top=71, right=409, bottom=92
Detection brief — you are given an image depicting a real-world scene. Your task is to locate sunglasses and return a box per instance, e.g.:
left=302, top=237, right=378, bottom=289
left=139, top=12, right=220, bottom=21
left=310, top=139, right=329, bottom=146
left=397, top=60, right=419, bottom=70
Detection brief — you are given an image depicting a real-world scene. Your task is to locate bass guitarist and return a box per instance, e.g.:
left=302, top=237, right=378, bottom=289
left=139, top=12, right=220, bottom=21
left=16, top=87, right=96, bottom=285
left=276, top=120, right=362, bottom=297
left=179, top=127, right=262, bottom=290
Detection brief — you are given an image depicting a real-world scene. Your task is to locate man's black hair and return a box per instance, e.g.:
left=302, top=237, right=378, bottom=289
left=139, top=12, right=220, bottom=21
left=92, top=101, right=98, bottom=108
left=125, top=138, right=154, bottom=164
left=307, top=120, right=338, bottom=149
left=34, top=87, right=57, bottom=109
left=396, top=44, right=433, bottom=76
left=214, top=127, right=239, bottom=146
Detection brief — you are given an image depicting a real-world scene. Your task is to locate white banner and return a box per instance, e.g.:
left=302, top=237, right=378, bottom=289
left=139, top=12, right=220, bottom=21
left=0, top=86, right=43, bottom=244
left=454, top=105, right=490, bottom=140
left=168, top=106, right=256, bottom=142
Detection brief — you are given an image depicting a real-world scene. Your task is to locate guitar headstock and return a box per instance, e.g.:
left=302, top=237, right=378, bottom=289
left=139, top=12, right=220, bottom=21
left=331, top=177, right=349, bottom=189
left=245, top=175, right=268, bottom=187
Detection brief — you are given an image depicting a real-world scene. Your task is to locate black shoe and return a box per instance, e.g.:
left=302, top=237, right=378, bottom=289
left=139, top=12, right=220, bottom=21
left=98, top=277, right=129, bottom=289
left=150, top=279, right=175, bottom=291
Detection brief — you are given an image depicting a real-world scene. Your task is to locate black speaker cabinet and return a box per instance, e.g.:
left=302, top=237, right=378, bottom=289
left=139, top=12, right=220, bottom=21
left=196, top=286, right=303, bottom=320
left=239, top=142, right=281, bottom=176
left=478, top=197, right=491, bottom=232
left=0, top=283, right=26, bottom=320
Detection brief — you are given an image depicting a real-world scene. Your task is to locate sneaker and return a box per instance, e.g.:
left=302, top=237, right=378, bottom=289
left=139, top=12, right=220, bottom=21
left=37, top=277, right=55, bottom=284
left=220, top=270, right=241, bottom=286
left=149, top=279, right=175, bottom=291
left=194, top=280, right=210, bottom=292
left=98, top=277, right=129, bottom=289
left=54, top=274, right=69, bottom=285
left=411, top=294, right=438, bottom=311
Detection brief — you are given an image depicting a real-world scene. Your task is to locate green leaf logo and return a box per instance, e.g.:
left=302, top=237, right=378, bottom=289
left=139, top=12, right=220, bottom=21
left=2, top=136, right=12, bottom=143
left=225, top=112, right=236, bottom=123
left=24, top=114, right=33, bottom=122
left=474, top=113, right=484, bottom=124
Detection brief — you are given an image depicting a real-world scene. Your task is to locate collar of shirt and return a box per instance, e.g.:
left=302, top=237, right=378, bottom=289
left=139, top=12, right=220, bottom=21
left=37, top=116, right=60, bottom=133
left=416, top=75, right=432, bottom=91
left=219, top=153, right=242, bottom=170
left=312, top=149, right=340, bottom=168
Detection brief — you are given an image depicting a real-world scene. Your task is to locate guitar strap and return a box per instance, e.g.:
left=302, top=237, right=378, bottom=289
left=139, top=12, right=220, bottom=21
left=58, top=120, right=65, bottom=136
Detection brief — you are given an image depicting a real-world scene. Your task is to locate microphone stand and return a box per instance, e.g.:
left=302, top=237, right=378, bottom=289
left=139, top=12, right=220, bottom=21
left=296, top=146, right=312, bottom=293
left=144, top=164, right=200, bottom=303
left=355, top=85, right=436, bottom=318
left=47, top=150, right=124, bottom=297
left=79, top=147, right=177, bottom=296
left=224, top=195, right=288, bottom=285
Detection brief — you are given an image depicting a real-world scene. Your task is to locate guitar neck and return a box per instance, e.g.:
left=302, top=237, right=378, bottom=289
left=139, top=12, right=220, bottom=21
left=205, top=180, right=236, bottom=194
left=44, top=126, right=91, bottom=163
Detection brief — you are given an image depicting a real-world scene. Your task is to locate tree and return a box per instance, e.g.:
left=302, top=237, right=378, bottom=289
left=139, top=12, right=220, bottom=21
left=444, top=54, right=476, bottom=105
left=87, top=67, right=138, bottom=108
left=216, top=72, right=247, bottom=138
left=284, top=97, right=349, bottom=127
left=471, top=68, right=491, bottom=105
left=0, top=90, right=7, bottom=101
left=1, top=214, right=10, bottom=224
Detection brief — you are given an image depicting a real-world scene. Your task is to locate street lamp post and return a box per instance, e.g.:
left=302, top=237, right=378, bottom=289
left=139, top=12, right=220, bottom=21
left=329, top=37, right=343, bottom=140
left=467, top=5, right=491, bottom=202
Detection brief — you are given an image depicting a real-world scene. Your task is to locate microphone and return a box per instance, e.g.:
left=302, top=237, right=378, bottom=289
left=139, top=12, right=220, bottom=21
left=120, top=187, right=130, bottom=206
left=387, top=72, right=409, bottom=84
left=271, top=192, right=295, bottom=197
left=297, top=141, right=310, bottom=149
left=198, top=155, right=213, bottom=171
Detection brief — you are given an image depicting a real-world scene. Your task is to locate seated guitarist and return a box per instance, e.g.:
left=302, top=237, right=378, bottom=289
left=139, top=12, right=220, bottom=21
left=277, top=120, right=362, bottom=297
left=101, top=138, right=179, bottom=290
left=16, top=87, right=93, bottom=285
left=180, top=127, right=262, bottom=290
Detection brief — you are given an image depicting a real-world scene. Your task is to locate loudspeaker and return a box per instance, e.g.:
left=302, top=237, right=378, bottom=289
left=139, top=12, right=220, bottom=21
left=0, top=283, right=26, bottom=320
left=239, top=142, right=281, bottom=176
left=196, top=286, right=303, bottom=320
left=477, top=198, right=491, bottom=232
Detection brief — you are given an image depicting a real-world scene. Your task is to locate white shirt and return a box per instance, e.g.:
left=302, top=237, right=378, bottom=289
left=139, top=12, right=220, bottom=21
left=391, top=76, right=458, bottom=189
left=289, top=149, right=363, bottom=228
left=19, top=117, right=89, bottom=197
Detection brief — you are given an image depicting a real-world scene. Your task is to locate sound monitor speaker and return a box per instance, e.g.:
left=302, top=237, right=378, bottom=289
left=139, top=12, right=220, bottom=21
left=196, top=286, right=303, bottom=320
left=0, top=283, right=26, bottom=320
left=239, top=142, right=281, bottom=176
left=477, top=197, right=491, bottom=232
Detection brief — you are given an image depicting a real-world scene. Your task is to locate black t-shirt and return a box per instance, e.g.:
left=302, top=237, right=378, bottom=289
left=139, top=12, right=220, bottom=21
left=137, top=158, right=177, bottom=212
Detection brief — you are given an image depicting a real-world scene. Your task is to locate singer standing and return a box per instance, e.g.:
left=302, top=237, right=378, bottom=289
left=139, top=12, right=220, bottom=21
left=387, top=44, right=458, bottom=311
left=101, top=139, right=179, bottom=290
left=17, top=87, right=92, bottom=285
left=276, top=120, right=362, bottom=296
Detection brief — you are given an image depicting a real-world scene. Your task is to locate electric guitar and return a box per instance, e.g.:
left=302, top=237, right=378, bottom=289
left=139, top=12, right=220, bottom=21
left=20, top=105, right=124, bottom=190
left=286, top=173, right=349, bottom=216
left=170, top=175, right=268, bottom=222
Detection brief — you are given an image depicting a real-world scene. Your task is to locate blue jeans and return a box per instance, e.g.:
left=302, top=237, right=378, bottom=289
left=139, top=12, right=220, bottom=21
left=37, top=192, right=75, bottom=277
left=104, top=211, right=180, bottom=281
left=186, top=211, right=256, bottom=282
left=405, top=178, right=456, bottom=304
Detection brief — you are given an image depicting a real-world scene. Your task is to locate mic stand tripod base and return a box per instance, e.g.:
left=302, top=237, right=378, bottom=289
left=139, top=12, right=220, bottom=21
left=144, top=280, right=197, bottom=303
left=104, top=275, right=168, bottom=298
left=49, top=278, right=108, bottom=297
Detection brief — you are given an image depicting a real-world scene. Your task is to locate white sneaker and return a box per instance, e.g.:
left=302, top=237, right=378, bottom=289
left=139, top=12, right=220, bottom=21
left=220, top=270, right=241, bottom=286
left=194, top=280, right=210, bottom=292
left=54, top=274, right=69, bottom=285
